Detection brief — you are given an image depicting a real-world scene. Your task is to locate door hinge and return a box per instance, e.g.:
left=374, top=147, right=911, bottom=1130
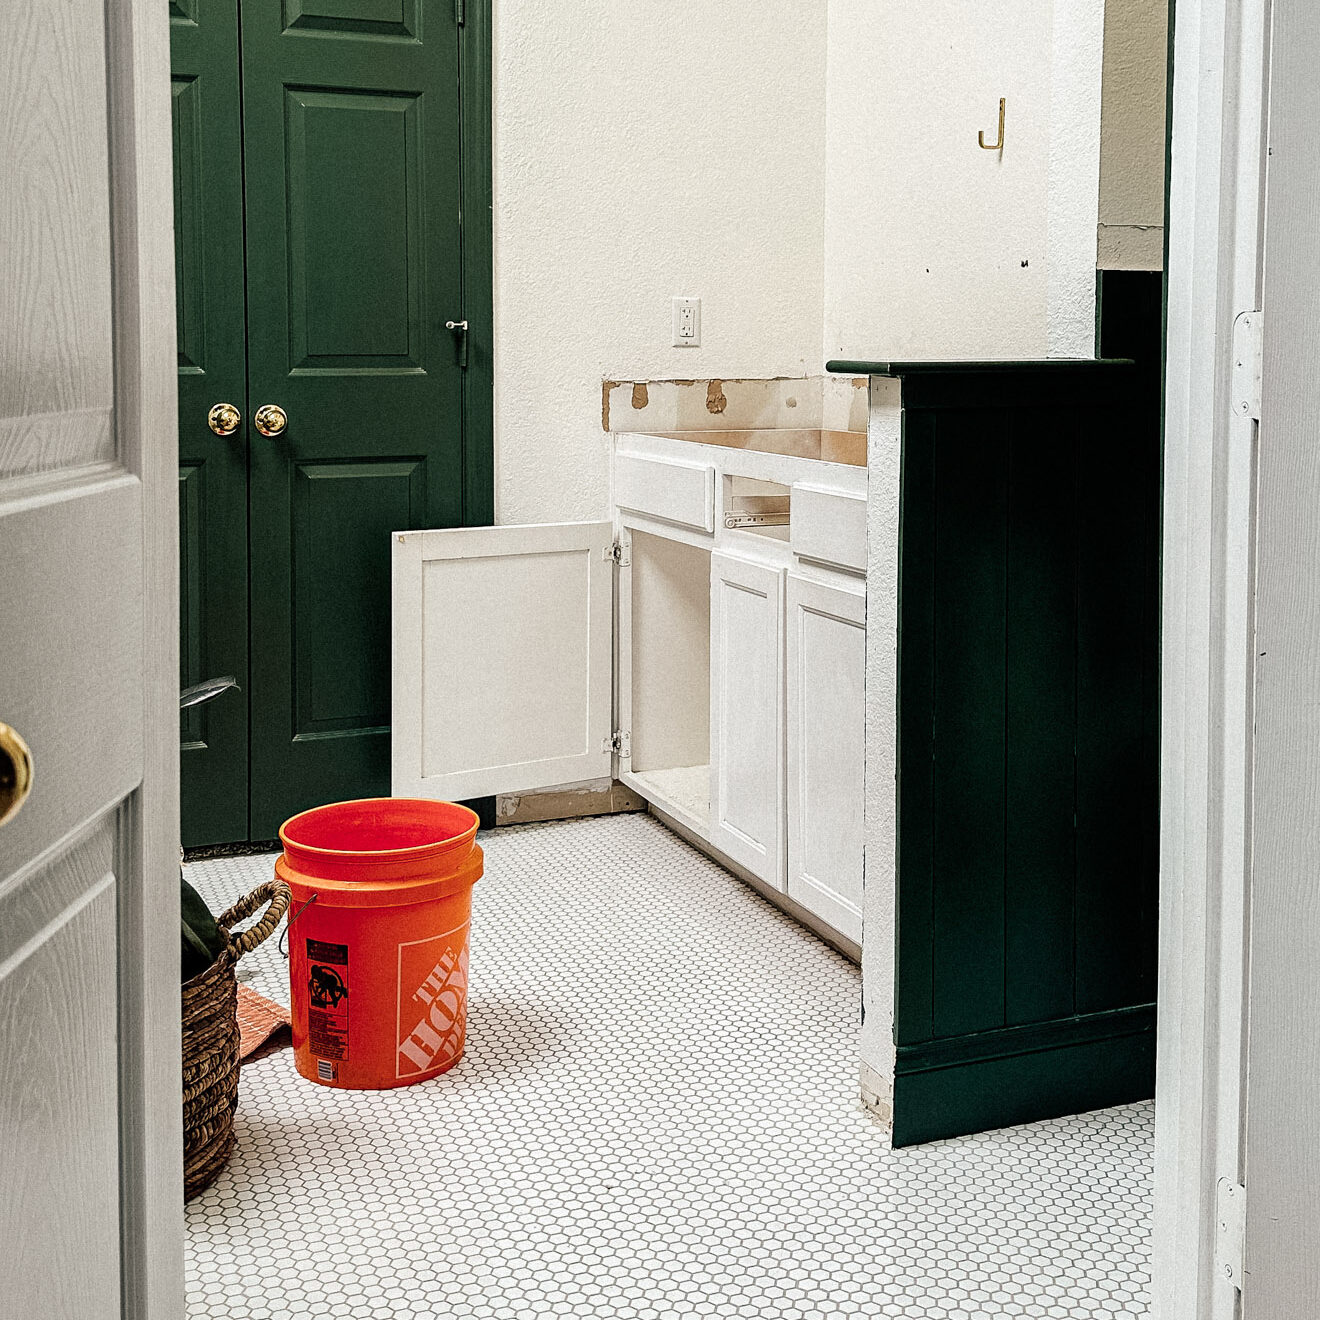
left=607, top=538, right=631, bottom=566
left=455, top=0, right=465, bottom=25
left=1231, top=310, right=1263, bottom=422
left=1215, top=1177, right=1246, bottom=1291
left=604, top=729, right=631, bottom=757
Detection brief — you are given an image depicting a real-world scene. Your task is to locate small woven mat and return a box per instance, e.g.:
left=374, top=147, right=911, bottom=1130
left=236, top=983, right=291, bottom=1063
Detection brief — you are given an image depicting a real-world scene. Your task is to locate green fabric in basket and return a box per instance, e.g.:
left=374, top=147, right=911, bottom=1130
left=181, top=874, right=226, bottom=982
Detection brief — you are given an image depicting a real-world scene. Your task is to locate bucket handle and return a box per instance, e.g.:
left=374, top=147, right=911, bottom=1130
left=277, top=892, right=318, bottom=959
left=217, top=880, right=292, bottom=960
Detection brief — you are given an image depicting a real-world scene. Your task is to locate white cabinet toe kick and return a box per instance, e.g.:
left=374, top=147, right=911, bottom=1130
left=393, top=432, right=867, bottom=955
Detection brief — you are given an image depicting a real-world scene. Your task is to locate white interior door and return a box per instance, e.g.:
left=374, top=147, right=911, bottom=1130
left=710, top=550, right=786, bottom=888
left=392, top=522, right=615, bottom=801
left=1241, top=0, right=1320, bottom=1310
left=0, top=0, right=180, bottom=1316
left=786, top=573, right=865, bottom=943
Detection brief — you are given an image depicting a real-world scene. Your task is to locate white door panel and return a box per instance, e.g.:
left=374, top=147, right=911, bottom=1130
left=0, top=823, right=121, bottom=1320
left=786, top=573, right=865, bottom=943
left=1244, top=0, right=1320, bottom=1309
left=0, top=475, right=143, bottom=873
left=0, top=0, right=180, bottom=1312
left=393, top=522, right=615, bottom=801
left=710, top=551, right=786, bottom=888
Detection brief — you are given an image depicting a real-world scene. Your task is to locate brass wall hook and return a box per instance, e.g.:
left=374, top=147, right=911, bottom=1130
left=978, top=97, right=1006, bottom=151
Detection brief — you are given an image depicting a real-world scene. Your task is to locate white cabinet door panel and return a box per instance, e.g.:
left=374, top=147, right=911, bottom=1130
left=786, top=573, right=866, bottom=943
left=393, top=522, right=614, bottom=801
left=710, top=551, right=786, bottom=888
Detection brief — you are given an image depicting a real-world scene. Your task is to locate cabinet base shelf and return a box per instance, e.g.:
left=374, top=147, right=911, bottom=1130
left=627, top=764, right=710, bottom=835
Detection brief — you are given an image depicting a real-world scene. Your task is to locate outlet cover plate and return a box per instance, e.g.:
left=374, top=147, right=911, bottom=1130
left=672, top=297, right=701, bottom=348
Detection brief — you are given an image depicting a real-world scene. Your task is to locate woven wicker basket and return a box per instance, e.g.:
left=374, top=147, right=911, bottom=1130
left=182, top=879, right=290, bottom=1201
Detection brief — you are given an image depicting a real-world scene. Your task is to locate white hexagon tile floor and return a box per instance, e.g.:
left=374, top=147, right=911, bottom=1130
left=185, top=813, right=1153, bottom=1320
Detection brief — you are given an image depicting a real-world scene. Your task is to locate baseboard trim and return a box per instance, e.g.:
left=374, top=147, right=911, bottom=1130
left=892, top=1005, right=1156, bottom=1146
left=495, top=778, right=646, bottom=827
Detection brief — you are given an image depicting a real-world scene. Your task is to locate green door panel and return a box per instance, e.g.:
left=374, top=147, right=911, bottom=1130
left=240, top=0, right=464, bottom=837
left=171, top=0, right=250, bottom=847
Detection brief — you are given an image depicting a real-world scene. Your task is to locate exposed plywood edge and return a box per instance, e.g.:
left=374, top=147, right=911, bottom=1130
left=495, top=778, right=646, bottom=827
left=603, top=376, right=869, bottom=435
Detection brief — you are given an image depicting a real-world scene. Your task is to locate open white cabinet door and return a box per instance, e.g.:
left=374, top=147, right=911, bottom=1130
left=392, top=522, right=615, bottom=801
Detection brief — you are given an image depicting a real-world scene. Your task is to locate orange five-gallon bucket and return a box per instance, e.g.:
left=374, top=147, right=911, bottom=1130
left=276, top=797, right=483, bottom=1090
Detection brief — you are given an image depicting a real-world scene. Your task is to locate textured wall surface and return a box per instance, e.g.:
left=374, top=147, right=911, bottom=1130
left=861, top=379, right=902, bottom=1126
left=493, top=1, right=1114, bottom=521
left=491, top=1, right=827, bottom=524
left=1097, top=0, right=1169, bottom=270
left=823, top=0, right=1104, bottom=362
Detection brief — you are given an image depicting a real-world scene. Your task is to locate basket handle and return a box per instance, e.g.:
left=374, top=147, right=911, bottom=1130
left=217, top=879, right=292, bottom=959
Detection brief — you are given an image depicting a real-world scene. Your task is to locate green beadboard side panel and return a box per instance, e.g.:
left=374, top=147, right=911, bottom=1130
left=930, top=412, right=1009, bottom=1040
left=893, top=355, right=1160, bottom=1146
left=895, top=417, right=936, bottom=1046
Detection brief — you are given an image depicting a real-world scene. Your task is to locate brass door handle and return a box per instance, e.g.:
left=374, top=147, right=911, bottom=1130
left=0, top=723, right=34, bottom=827
left=208, top=403, right=241, bottom=436
left=253, top=404, right=288, bottom=437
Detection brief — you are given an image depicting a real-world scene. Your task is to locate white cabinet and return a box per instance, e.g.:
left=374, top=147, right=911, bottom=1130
left=392, top=521, right=615, bottom=802
left=710, top=550, right=786, bottom=891
left=392, top=434, right=867, bottom=951
left=786, top=572, right=866, bottom=944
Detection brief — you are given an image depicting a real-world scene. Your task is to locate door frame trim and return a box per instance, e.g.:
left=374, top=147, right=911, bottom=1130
left=460, top=0, right=494, bottom=526
left=108, top=0, right=184, bottom=1314
left=1156, top=0, right=1267, bottom=1315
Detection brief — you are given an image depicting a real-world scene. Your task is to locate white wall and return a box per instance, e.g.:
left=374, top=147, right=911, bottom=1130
left=493, top=3, right=1115, bottom=523
left=1097, top=0, right=1169, bottom=269
left=491, top=1, right=828, bottom=525
left=823, top=0, right=1105, bottom=362
left=860, top=379, right=902, bottom=1125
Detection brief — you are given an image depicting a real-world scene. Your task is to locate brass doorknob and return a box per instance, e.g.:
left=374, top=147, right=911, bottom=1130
left=253, top=404, right=288, bottom=437
left=0, top=723, right=34, bottom=828
left=207, top=403, right=241, bottom=437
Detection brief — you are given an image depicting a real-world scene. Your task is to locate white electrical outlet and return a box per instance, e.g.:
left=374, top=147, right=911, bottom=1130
left=672, top=297, right=701, bottom=348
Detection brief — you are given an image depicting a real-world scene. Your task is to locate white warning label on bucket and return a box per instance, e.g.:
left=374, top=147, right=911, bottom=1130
left=396, top=924, right=469, bottom=1079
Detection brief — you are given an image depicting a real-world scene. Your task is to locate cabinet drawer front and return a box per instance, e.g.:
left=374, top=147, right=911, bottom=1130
left=791, top=483, right=867, bottom=574
left=615, top=453, right=716, bottom=534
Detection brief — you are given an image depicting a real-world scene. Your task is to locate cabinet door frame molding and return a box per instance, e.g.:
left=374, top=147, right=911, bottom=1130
left=1156, top=0, right=1269, bottom=1315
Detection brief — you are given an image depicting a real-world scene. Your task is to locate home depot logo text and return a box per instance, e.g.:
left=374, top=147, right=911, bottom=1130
left=396, top=937, right=469, bottom=1077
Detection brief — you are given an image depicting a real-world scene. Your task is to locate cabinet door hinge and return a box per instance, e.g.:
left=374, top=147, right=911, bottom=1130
left=604, top=729, right=631, bottom=757
left=1232, top=310, right=1263, bottom=422
left=607, top=538, right=631, bottom=566
left=1215, top=1178, right=1246, bottom=1291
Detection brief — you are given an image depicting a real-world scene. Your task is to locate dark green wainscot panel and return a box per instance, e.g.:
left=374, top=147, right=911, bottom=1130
left=831, top=358, right=1160, bottom=1146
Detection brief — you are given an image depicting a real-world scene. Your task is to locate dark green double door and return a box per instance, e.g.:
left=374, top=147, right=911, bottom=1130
left=172, top=0, right=476, bottom=845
